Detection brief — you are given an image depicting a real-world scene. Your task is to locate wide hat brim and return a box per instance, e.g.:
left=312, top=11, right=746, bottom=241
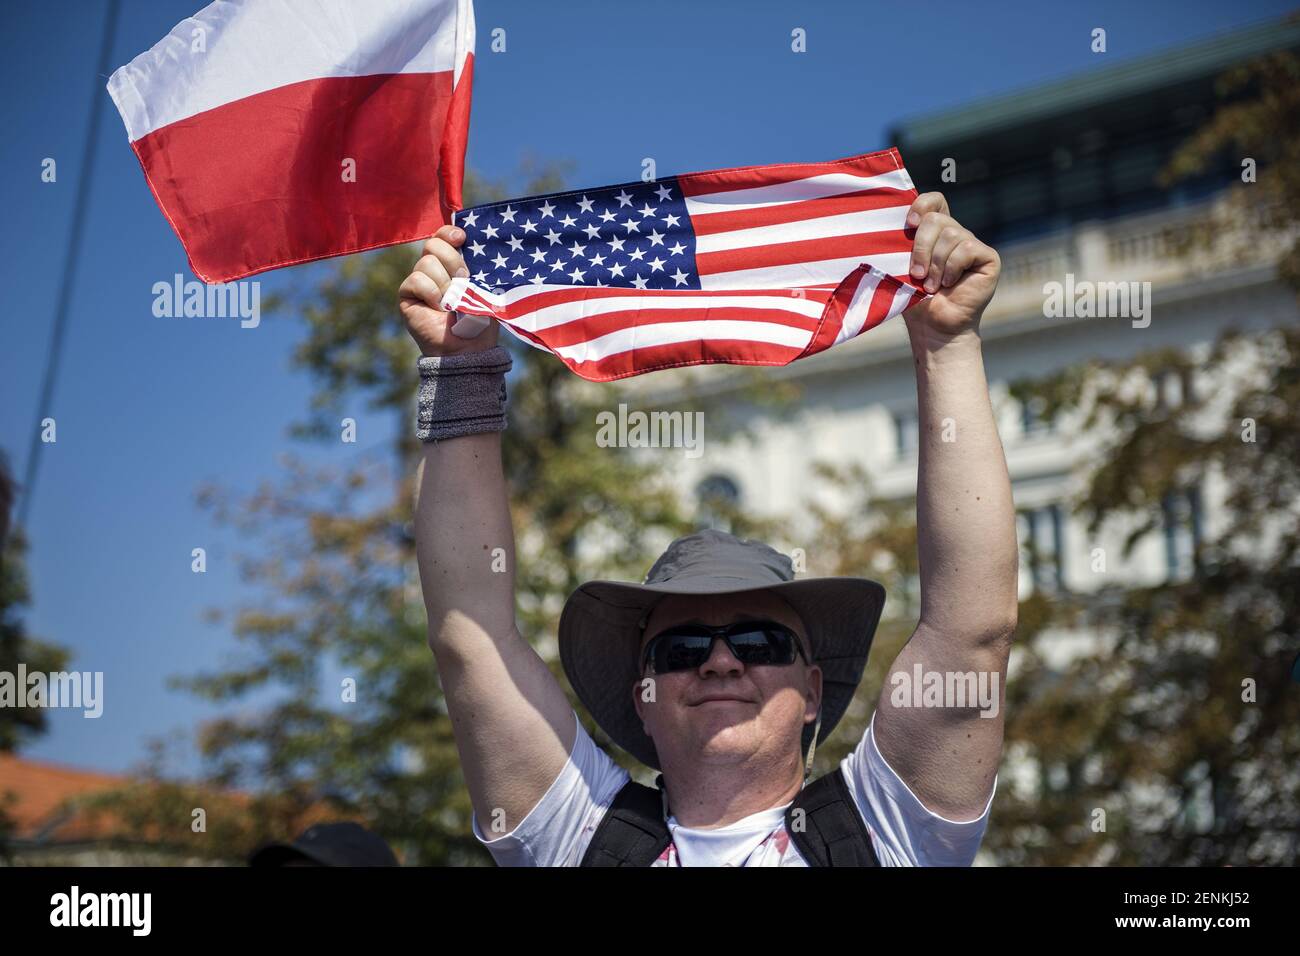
left=559, top=574, right=885, bottom=770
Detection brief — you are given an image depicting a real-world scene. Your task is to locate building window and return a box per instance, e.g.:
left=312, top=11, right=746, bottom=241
left=1018, top=503, right=1066, bottom=593
left=1155, top=367, right=1195, bottom=410
left=1162, top=486, right=1203, bottom=581
left=1020, top=395, right=1055, bottom=437
left=893, top=409, right=919, bottom=459
left=696, top=474, right=741, bottom=531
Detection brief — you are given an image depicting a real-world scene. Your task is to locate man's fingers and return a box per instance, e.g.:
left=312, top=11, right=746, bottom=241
left=926, top=225, right=969, bottom=292
left=908, top=211, right=955, bottom=286
left=431, top=224, right=466, bottom=247
left=939, top=239, right=984, bottom=289
left=399, top=270, right=446, bottom=312
left=422, top=236, right=469, bottom=281
left=414, top=253, right=453, bottom=297
left=906, top=191, right=950, bottom=228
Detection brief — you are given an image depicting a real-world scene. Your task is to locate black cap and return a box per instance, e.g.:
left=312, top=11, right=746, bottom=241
left=248, top=822, right=400, bottom=867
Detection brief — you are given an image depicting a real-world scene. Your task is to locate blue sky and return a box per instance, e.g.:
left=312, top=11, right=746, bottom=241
left=1, top=0, right=1293, bottom=776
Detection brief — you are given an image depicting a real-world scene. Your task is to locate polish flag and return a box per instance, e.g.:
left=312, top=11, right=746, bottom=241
left=108, top=0, right=475, bottom=283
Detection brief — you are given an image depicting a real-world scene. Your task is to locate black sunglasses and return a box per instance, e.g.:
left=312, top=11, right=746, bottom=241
left=641, top=620, right=809, bottom=675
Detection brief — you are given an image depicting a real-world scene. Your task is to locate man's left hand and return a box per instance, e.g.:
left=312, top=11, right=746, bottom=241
left=901, top=192, right=1000, bottom=338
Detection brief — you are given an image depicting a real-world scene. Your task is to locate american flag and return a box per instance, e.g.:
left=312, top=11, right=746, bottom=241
left=441, top=148, right=927, bottom=381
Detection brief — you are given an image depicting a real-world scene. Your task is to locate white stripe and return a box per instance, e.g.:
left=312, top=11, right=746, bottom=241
left=888, top=282, right=919, bottom=321
left=462, top=286, right=827, bottom=333
left=694, top=205, right=910, bottom=254
left=552, top=320, right=812, bottom=364
left=684, top=170, right=913, bottom=215
left=833, top=271, right=884, bottom=345
left=699, top=253, right=913, bottom=290
left=108, top=0, right=473, bottom=141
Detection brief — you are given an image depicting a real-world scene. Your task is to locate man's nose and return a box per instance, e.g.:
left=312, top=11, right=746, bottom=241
left=699, top=637, right=743, bottom=677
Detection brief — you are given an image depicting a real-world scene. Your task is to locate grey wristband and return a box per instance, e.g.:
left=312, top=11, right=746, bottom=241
left=416, top=346, right=513, bottom=442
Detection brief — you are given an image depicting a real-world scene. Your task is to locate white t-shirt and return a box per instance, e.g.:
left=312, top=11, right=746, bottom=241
left=472, top=711, right=995, bottom=866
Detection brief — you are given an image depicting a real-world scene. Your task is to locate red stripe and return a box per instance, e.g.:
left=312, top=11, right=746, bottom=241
left=678, top=148, right=904, bottom=198
left=801, top=267, right=921, bottom=358
left=690, top=186, right=915, bottom=236
left=457, top=283, right=829, bottom=314
left=132, top=71, right=463, bottom=282
left=696, top=230, right=913, bottom=276
left=564, top=338, right=808, bottom=382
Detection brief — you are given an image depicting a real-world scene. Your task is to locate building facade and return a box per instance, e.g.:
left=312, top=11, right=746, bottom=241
left=627, top=17, right=1299, bottom=618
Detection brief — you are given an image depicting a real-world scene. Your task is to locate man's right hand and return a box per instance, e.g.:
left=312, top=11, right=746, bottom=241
left=399, top=225, right=499, bottom=357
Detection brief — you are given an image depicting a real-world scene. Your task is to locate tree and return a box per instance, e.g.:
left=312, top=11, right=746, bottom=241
left=983, top=49, right=1300, bottom=865
left=0, top=451, right=73, bottom=858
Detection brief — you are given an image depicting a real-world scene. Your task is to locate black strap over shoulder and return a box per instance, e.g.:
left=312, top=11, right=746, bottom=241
left=785, top=768, right=880, bottom=867
left=580, top=770, right=879, bottom=867
left=578, top=780, right=671, bottom=867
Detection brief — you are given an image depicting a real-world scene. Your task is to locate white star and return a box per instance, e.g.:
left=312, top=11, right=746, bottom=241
left=538, top=200, right=556, bottom=219
left=628, top=247, right=646, bottom=261
left=568, top=266, right=586, bottom=283
left=559, top=214, right=577, bottom=228
left=460, top=210, right=479, bottom=228
left=599, top=208, right=617, bottom=222
left=662, top=213, right=681, bottom=229
left=530, top=249, right=548, bottom=263
left=655, top=184, right=673, bottom=201
left=608, top=236, right=626, bottom=252
left=521, top=219, right=538, bottom=234
left=589, top=252, right=606, bottom=267
left=507, top=235, right=525, bottom=251
left=668, top=241, right=686, bottom=256
left=469, top=241, right=487, bottom=257
left=622, top=218, right=641, bottom=233
left=483, top=224, right=500, bottom=239
left=670, top=268, right=689, bottom=286
left=647, top=229, right=665, bottom=247
left=529, top=273, right=546, bottom=285
left=614, top=189, right=634, bottom=207
left=648, top=257, right=666, bottom=272
left=631, top=274, right=649, bottom=289
left=544, top=229, right=562, bottom=245
left=638, top=203, right=657, bottom=219
left=582, top=223, right=602, bottom=240
left=568, top=241, right=587, bottom=258
left=594, top=279, right=606, bottom=287
left=549, top=259, right=566, bottom=272
left=491, top=253, right=509, bottom=270
left=473, top=270, right=489, bottom=283
left=577, top=195, right=596, bottom=213
left=511, top=264, right=527, bottom=278
left=500, top=205, right=518, bottom=223
left=608, top=262, right=626, bottom=278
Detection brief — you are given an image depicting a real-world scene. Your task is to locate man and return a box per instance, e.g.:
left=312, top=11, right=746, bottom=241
left=400, top=191, right=1018, bottom=866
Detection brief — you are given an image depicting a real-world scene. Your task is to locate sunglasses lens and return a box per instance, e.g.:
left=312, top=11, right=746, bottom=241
left=647, top=622, right=802, bottom=673
left=728, top=627, right=797, bottom=665
left=654, top=631, right=714, bottom=672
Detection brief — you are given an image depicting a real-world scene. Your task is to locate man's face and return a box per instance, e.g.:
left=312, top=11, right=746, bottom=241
left=631, top=590, right=821, bottom=771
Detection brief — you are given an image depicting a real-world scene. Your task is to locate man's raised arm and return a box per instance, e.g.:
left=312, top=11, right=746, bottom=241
left=872, top=193, right=1020, bottom=821
left=403, top=226, right=576, bottom=832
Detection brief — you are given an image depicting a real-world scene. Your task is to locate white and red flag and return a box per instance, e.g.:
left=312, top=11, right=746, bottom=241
left=439, top=149, right=928, bottom=381
left=108, top=0, right=475, bottom=282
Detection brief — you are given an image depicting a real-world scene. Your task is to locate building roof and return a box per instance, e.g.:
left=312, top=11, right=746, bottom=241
left=0, top=752, right=130, bottom=843
left=891, top=13, right=1300, bottom=151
